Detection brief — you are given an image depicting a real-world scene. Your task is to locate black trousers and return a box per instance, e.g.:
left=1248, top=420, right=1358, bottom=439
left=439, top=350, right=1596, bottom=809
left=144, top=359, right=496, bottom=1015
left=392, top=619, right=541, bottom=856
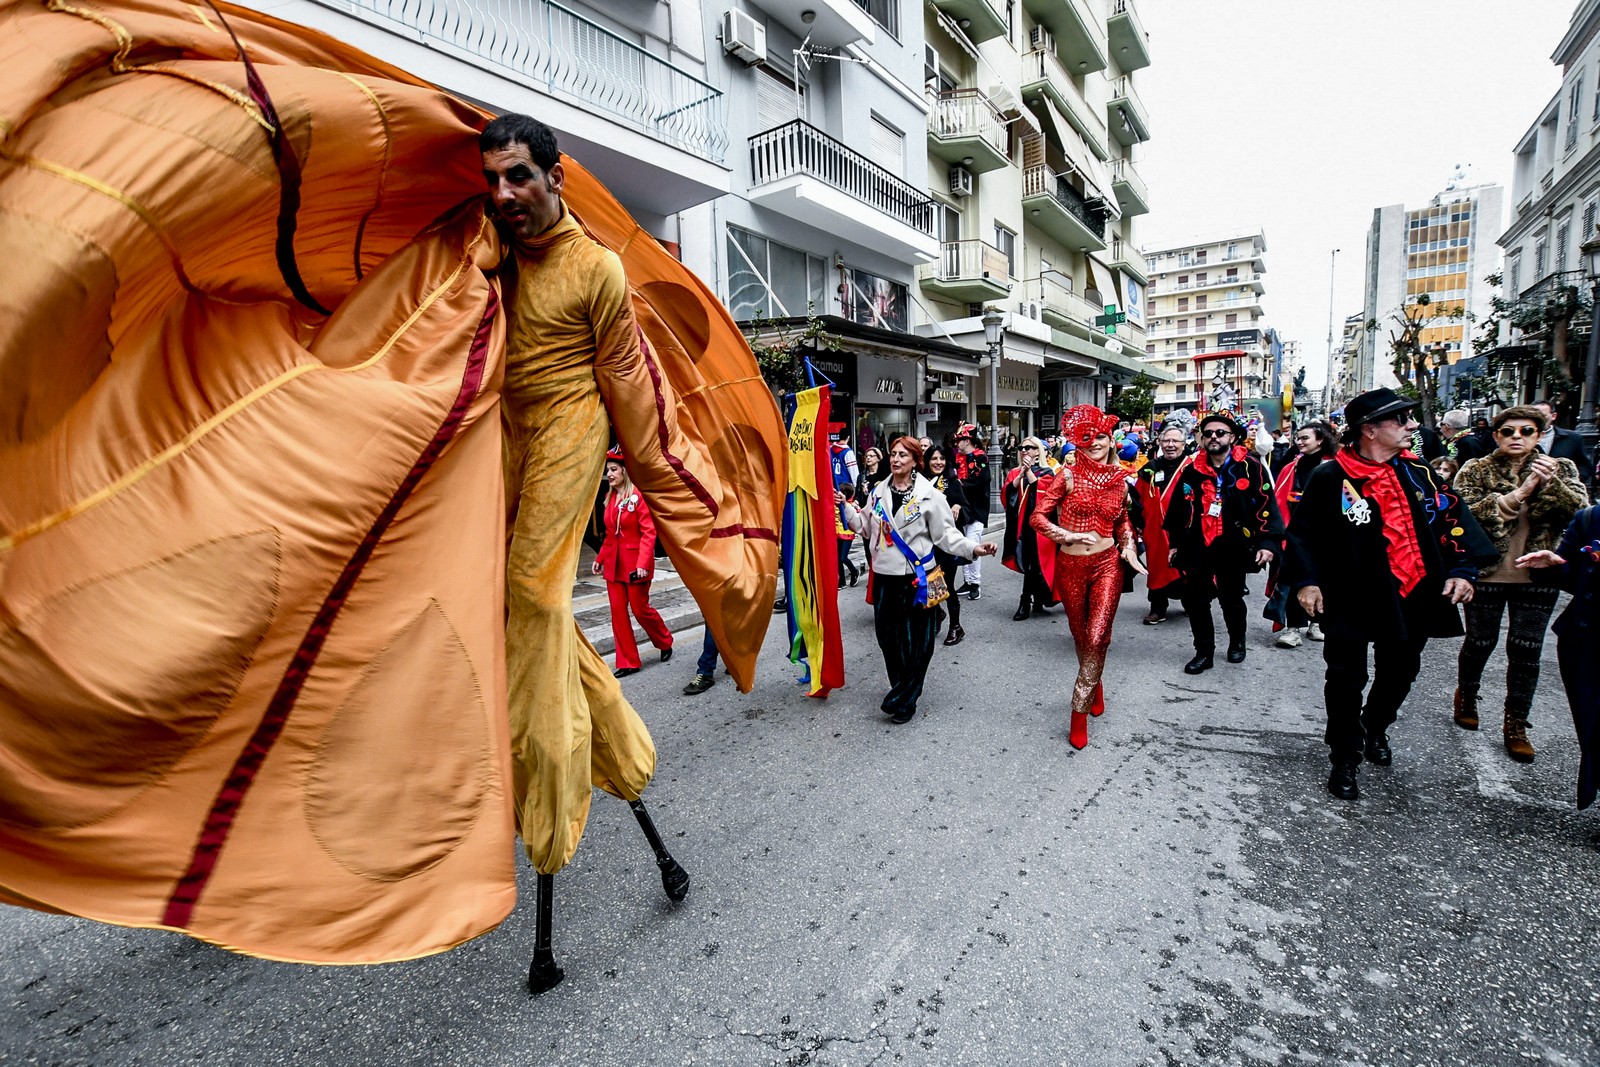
left=1179, top=554, right=1248, bottom=654
left=1457, top=582, right=1559, bottom=720
left=1558, top=634, right=1599, bottom=810
left=1321, top=630, right=1427, bottom=763
left=873, top=573, right=942, bottom=717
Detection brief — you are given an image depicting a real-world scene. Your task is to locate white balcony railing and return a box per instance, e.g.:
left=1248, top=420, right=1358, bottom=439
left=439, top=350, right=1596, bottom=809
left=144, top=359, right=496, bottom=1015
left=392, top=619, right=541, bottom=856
left=330, top=0, right=727, bottom=161
left=929, top=89, right=1008, bottom=157
left=920, top=239, right=1014, bottom=285
left=751, top=120, right=935, bottom=236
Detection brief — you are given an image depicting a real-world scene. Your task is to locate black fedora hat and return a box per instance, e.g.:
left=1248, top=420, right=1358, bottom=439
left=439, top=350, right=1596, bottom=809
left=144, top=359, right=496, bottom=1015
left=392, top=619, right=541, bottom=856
left=1198, top=409, right=1243, bottom=437
left=1344, top=388, right=1414, bottom=428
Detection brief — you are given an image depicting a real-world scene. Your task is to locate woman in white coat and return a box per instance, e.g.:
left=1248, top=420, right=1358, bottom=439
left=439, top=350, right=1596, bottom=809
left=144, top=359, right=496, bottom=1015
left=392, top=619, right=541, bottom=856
left=838, top=435, right=997, bottom=723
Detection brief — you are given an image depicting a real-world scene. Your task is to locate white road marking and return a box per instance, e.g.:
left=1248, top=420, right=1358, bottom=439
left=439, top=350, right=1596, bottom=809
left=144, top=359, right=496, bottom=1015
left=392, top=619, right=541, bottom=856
left=1460, top=740, right=1567, bottom=811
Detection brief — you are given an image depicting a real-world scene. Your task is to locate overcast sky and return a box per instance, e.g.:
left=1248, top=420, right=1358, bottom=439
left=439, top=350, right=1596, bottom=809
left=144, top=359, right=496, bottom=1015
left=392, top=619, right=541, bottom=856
left=1136, top=0, right=1576, bottom=387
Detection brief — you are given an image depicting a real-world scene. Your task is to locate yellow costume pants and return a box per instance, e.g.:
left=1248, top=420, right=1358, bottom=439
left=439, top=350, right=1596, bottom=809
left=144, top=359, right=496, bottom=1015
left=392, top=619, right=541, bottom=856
left=503, top=367, right=656, bottom=875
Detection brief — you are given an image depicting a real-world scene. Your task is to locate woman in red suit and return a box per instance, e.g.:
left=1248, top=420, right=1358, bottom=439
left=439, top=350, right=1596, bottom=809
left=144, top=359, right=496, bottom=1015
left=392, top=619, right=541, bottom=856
left=595, top=447, right=674, bottom=677
left=1030, top=406, right=1147, bottom=749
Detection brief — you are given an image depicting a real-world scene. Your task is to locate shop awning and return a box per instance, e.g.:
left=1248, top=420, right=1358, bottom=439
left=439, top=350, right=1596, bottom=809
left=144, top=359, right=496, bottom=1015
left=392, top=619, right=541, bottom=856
left=926, top=353, right=980, bottom=376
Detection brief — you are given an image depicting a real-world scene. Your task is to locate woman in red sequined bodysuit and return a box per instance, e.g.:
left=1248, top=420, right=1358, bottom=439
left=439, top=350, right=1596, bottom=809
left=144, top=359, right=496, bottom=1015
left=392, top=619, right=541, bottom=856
left=1030, top=405, right=1147, bottom=749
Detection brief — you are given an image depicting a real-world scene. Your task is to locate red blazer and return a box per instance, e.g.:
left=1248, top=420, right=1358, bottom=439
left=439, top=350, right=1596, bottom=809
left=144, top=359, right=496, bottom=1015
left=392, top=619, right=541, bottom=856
left=597, top=487, right=658, bottom=583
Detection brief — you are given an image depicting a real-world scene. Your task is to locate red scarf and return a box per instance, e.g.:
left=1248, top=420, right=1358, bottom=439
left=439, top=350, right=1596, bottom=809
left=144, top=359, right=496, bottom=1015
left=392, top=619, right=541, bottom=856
left=1191, top=447, right=1245, bottom=546
left=1335, top=448, right=1425, bottom=596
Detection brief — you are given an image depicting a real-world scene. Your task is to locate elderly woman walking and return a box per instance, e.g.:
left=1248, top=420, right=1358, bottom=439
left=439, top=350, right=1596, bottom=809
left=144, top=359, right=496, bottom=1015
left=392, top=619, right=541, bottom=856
left=1453, top=405, right=1589, bottom=761
left=840, top=436, right=996, bottom=723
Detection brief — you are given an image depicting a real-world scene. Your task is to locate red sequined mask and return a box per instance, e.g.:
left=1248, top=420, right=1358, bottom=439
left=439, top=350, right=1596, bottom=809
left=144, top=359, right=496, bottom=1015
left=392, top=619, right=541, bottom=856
left=1062, top=404, right=1119, bottom=450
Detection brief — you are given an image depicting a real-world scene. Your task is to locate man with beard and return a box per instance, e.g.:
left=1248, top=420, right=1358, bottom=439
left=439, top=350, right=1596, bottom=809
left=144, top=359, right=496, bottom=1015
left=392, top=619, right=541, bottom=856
left=1137, top=425, right=1191, bottom=624
left=1284, top=389, right=1494, bottom=801
left=953, top=424, right=992, bottom=600
left=1164, top=411, right=1283, bottom=673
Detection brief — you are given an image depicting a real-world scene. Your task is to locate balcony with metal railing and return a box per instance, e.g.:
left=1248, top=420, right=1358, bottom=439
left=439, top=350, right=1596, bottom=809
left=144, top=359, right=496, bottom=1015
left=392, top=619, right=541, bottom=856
left=927, top=90, right=1011, bottom=174
left=1108, top=0, right=1151, bottom=71
left=323, top=0, right=726, bottom=163
left=1022, top=166, right=1108, bottom=253
left=1021, top=50, right=1109, bottom=162
left=1022, top=0, right=1107, bottom=73
left=1108, top=77, right=1150, bottom=145
left=1109, top=157, right=1148, bottom=215
left=918, top=240, right=1015, bottom=303
left=1149, top=272, right=1264, bottom=295
left=750, top=119, right=938, bottom=262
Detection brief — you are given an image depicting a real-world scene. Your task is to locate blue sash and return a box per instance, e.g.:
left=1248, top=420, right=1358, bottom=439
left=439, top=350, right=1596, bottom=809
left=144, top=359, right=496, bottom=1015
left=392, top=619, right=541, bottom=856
left=875, top=494, right=937, bottom=606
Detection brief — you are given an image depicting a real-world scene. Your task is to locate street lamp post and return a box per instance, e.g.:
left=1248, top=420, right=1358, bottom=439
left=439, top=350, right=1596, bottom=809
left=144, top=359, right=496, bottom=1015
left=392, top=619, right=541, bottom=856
left=1579, top=232, right=1600, bottom=449
left=981, top=306, right=1006, bottom=519
left=1321, top=248, right=1340, bottom=418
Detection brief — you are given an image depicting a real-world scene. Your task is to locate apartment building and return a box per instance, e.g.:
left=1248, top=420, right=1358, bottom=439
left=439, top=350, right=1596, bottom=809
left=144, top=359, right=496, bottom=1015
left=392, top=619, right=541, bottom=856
left=1357, top=181, right=1503, bottom=395
left=1329, top=312, right=1365, bottom=413
left=1140, top=229, right=1271, bottom=416
left=1496, top=0, right=1600, bottom=409
left=913, top=0, right=1164, bottom=443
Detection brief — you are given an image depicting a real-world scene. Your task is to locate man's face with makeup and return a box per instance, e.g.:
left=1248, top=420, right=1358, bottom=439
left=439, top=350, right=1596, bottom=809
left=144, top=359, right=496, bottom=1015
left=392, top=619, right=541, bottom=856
left=482, top=143, right=564, bottom=243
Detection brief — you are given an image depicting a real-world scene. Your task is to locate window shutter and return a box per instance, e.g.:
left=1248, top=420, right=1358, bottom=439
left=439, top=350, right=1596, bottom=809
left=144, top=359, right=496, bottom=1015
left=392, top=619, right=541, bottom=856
left=757, top=69, right=803, bottom=131
left=870, top=117, right=903, bottom=175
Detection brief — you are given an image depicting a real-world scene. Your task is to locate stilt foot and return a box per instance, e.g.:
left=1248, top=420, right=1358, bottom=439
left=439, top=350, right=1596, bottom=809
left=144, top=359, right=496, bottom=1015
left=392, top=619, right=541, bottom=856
left=527, top=949, right=565, bottom=995
left=659, top=857, right=691, bottom=902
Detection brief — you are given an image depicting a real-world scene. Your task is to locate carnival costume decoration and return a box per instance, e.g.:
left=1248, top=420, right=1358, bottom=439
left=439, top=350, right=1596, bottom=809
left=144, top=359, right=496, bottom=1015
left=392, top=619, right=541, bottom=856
left=1030, top=405, right=1138, bottom=749
left=0, top=0, right=783, bottom=968
left=781, top=385, right=845, bottom=697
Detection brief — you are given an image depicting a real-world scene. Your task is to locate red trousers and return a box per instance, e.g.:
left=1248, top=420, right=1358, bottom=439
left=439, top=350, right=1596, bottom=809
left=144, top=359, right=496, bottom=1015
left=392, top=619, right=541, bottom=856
left=1050, top=547, right=1123, bottom=716
left=607, top=580, right=672, bottom=669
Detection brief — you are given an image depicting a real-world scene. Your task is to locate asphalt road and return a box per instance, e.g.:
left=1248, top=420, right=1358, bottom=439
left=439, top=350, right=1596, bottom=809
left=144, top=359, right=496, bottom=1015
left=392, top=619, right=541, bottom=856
left=4, top=562, right=1598, bottom=1066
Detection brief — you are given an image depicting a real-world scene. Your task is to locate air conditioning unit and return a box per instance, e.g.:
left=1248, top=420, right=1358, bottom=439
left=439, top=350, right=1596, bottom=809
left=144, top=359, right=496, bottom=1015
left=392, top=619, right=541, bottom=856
left=949, top=166, right=973, bottom=198
left=1030, top=26, right=1054, bottom=53
left=1017, top=299, right=1043, bottom=320
left=721, top=9, right=766, bottom=65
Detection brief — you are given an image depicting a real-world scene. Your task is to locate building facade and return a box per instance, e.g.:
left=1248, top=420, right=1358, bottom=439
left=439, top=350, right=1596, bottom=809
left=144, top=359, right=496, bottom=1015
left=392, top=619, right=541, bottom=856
left=1496, top=0, right=1600, bottom=409
left=1139, top=229, right=1271, bottom=417
left=1357, top=182, right=1504, bottom=394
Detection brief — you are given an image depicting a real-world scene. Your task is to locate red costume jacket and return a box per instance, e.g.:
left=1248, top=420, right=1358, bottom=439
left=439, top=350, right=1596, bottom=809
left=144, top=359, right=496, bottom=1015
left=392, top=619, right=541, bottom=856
left=597, top=487, right=659, bottom=583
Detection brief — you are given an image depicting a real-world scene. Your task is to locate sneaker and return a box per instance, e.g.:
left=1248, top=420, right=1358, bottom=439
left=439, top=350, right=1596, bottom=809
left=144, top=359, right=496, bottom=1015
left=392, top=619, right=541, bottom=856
left=967, top=584, right=981, bottom=602
left=1306, top=622, right=1324, bottom=642
left=682, top=673, right=714, bottom=696
left=1143, top=611, right=1167, bottom=625
left=1275, top=628, right=1302, bottom=648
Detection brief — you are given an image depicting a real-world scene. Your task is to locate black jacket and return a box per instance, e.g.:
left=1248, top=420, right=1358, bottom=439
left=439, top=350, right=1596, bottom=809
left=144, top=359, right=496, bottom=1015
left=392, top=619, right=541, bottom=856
left=955, top=449, right=991, bottom=526
left=1282, top=453, right=1496, bottom=642
left=1532, top=504, right=1600, bottom=639
left=1542, top=426, right=1594, bottom=479
left=1163, top=448, right=1284, bottom=573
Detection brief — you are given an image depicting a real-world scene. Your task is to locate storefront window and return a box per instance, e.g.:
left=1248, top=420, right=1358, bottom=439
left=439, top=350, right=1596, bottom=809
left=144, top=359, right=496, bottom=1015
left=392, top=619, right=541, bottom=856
left=855, top=406, right=913, bottom=456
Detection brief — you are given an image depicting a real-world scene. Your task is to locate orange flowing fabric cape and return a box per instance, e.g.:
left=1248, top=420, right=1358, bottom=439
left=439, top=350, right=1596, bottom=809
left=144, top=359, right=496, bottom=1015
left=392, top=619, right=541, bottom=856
left=0, top=0, right=781, bottom=962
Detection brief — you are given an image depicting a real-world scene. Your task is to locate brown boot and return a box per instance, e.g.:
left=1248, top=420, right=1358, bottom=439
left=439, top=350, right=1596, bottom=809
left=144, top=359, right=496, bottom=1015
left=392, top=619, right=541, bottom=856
left=1503, top=712, right=1535, bottom=763
left=1453, top=687, right=1478, bottom=731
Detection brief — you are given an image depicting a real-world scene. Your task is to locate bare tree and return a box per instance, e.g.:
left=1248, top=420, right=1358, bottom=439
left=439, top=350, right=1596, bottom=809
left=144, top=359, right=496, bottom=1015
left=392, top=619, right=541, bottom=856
left=1366, top=294, right=1464, bottom=428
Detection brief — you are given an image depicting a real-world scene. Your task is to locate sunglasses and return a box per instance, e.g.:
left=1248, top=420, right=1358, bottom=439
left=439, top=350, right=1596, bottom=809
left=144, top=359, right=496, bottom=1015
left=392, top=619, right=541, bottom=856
left=1496, top=425, right=1539, bottom=438
left=1200, top=428, right=1233, bottom=438
left=1021, top=445, right=1040, bottom=452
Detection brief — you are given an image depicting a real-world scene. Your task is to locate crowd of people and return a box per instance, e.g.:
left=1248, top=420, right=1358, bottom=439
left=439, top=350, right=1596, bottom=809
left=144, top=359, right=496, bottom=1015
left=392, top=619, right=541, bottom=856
left=603, top=385, right=1598, bottom=811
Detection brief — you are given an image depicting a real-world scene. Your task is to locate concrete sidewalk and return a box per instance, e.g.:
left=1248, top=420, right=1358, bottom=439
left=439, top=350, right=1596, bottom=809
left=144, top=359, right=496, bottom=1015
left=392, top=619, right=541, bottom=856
left=576, top=517, right=1006, bottom=657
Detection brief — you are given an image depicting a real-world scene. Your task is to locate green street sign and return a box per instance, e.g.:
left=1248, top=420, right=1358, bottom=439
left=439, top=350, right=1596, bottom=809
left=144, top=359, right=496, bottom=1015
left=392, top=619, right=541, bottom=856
left=1094, top=304, right=1127, bottom=334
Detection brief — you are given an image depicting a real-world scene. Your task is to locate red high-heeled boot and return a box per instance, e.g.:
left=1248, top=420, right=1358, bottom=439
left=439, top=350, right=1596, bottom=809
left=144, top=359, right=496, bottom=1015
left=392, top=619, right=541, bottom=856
left=1090, top=683, right=1104, bottom=718
left=1069, top=710, right=1089, bottom=749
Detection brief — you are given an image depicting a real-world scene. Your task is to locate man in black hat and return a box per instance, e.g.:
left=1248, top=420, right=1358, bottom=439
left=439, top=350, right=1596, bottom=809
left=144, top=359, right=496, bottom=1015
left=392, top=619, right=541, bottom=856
left=953, top=423, right=991, bottom=599
left=1283, top=388, right=1495, bottom=801
left=1163, top=410, right=1284, bottom=673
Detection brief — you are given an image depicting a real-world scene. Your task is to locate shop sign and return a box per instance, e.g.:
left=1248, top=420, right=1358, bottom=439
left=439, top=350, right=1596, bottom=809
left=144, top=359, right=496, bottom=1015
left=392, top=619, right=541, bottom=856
left=856, top=353, right=916, bottom=404
left=1217, top=328, right=1261, bottom=349
left=915, top=404, right=938, bottom=418
left=930, top=387, right=968, bottom=403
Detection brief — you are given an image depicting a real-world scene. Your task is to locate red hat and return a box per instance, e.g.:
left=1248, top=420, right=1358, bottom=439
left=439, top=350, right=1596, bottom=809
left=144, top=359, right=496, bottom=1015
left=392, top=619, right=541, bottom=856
left=953, top=423, right=980, bottom=442
left=1061, top=404, right=1118, bottom=450
left=605, top=445, right=624, bottom=462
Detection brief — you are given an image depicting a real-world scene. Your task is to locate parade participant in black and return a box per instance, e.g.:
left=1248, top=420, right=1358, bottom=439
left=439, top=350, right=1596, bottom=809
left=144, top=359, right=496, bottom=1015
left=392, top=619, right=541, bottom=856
left=1517, top=504, right=1600, bottom=809
left=1266, top=420, right=1340, bottom=648
left=841, top=436, right=997, bottom=722
left=1451, top=405, right=1588, bottom=761
left=1004, top=437, right=1059, bottom=620
left=830, top=424, right=861, bottom=588
left=924, top=445, right=972, bottom=645
left=857, top=446, right=887, bottom=502
left=1137, top=425, right=1190, bottom=624
left=1164, top=411, right=1284, bottom=673
left=1283, top=388, right=1495, bottom=801
left=1533, top=399, right=1595, bottom=478
left=953, top=424, right=992, bottom=600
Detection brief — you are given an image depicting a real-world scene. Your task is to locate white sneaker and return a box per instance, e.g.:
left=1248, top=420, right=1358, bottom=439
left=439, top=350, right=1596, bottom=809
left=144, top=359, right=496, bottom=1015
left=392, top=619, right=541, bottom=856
left=1306, top=623, right=1324, bottom=642
left=1275, top=628, right=1302, bottom=648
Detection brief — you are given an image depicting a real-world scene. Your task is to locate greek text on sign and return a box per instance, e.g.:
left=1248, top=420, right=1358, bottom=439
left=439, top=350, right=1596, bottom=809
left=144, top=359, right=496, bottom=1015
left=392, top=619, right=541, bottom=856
left=998, top=376, right=1037, bottom=393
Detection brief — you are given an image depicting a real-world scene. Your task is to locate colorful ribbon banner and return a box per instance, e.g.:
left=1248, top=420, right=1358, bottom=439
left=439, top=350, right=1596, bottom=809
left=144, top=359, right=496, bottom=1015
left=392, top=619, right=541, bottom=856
left=781, top=386, right=844, bottom=697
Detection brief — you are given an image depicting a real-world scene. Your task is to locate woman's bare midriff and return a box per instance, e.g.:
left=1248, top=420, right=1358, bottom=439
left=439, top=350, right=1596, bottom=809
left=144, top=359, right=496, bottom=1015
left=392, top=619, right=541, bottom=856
left=1062, top=534, right=1114, bottom=556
